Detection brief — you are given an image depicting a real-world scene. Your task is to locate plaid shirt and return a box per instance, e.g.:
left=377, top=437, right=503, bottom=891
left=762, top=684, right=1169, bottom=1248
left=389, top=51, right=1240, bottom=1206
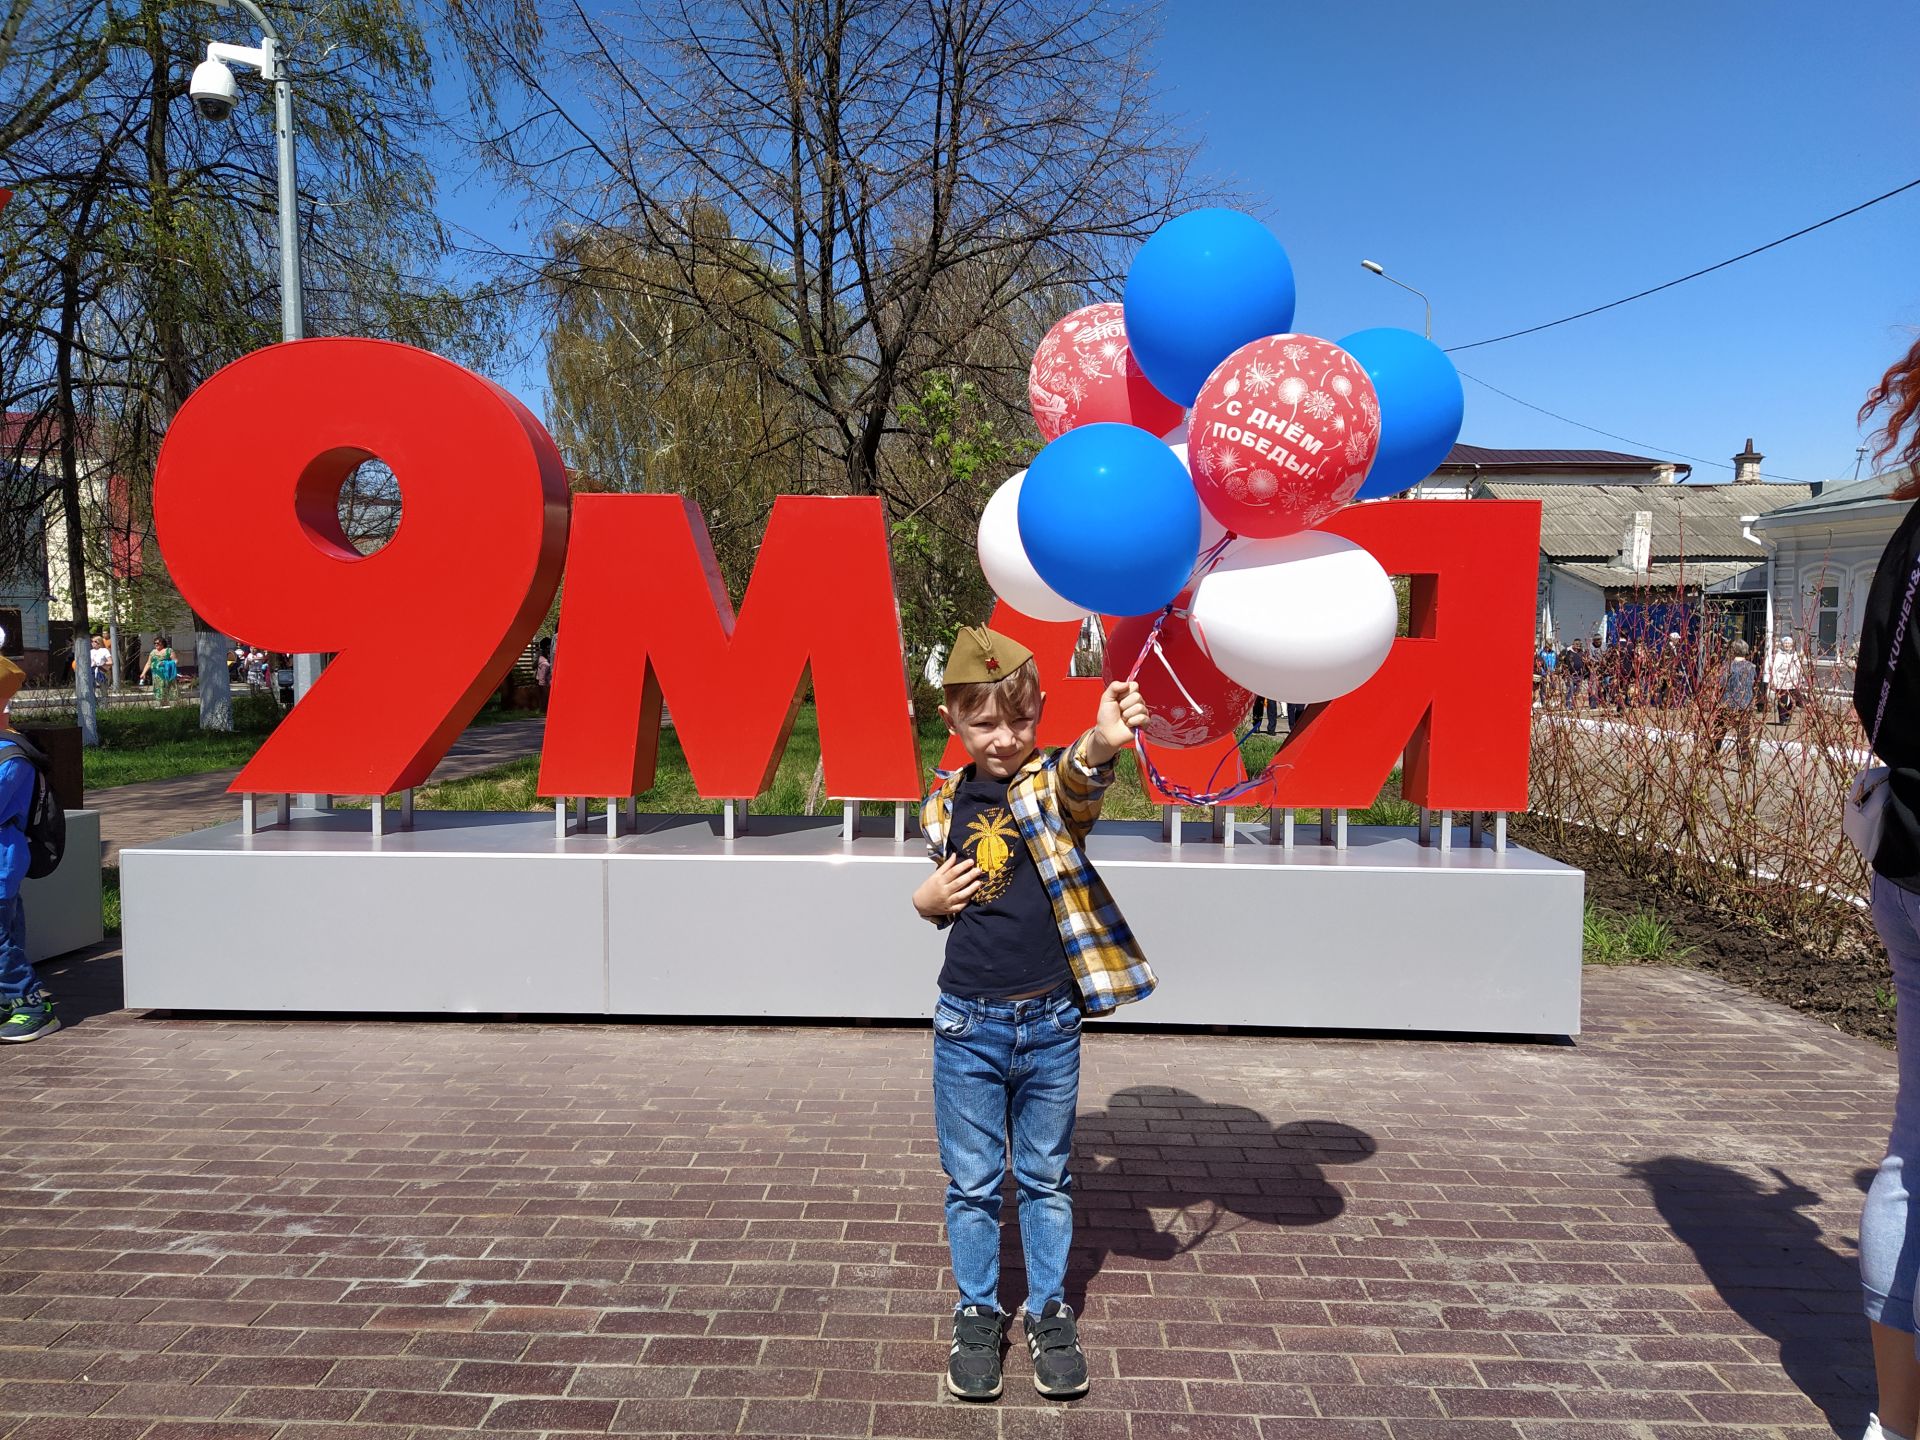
left=921, top=729, right=1155, bottom=1016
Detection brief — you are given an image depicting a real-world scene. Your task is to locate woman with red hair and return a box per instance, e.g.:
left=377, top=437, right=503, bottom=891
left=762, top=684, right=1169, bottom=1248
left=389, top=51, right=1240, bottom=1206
left=1853, top=333, right=1920, bottom=1440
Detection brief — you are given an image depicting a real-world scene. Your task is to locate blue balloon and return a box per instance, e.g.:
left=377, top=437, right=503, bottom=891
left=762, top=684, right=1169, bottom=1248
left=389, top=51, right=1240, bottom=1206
left=1338, top=327, right=1466, bottom=500
left=1016, top=423, right=1200, bottom=617
left=1123, top=209, right=1297, bottom=407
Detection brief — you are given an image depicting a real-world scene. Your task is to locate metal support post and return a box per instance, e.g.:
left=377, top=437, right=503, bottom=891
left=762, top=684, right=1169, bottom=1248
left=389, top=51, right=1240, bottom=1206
left=399, top=789, right=414, bottom=830
left=605, top=798, right=622, bottom=837
left=894, top=802, right=908, bottom=843
left=1160, top=805, right=1182, bottom=847
left=1494, top=812, right=1508, bottom=853
left=1319, top=810, right=1333, bottom=846
left=1335, top=808, right=1348, bottom=851
left=1418, top=806, right=1432, bottom=846
left=554, top=798, right=568, bottom=841
left=1469, top=810, right=1485, bottom=848
left=1439, top=808, right=1453, bottom=855
left=723, top=799, right=749, bottom=839
left=842, top=800, right=859, bottom=842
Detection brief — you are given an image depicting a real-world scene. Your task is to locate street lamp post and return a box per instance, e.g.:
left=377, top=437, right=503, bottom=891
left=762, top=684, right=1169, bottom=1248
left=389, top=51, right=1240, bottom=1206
left=1360, top=259, right=1431, bottom=340
left=192, top=0, right=327, bottom=809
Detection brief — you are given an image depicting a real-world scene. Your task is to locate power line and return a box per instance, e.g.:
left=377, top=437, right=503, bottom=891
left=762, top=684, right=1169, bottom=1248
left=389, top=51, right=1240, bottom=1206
left=1457, top=370, right=1812, bottom=483
left=1445, top=176, right=1920, bottom=355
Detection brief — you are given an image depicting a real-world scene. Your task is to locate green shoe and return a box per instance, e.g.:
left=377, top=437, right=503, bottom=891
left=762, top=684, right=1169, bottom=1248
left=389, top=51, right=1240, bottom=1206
left=0, top=993, right=59, bottom=1044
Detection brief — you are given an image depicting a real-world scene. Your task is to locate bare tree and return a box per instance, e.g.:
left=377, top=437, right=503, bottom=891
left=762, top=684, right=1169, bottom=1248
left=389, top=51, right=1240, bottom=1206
left=474, top=0, right=1200, bottom=499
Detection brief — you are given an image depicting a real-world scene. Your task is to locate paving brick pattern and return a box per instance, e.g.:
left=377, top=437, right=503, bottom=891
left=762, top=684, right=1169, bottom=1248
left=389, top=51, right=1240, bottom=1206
left=0, top=955, right=1898, bottom=1438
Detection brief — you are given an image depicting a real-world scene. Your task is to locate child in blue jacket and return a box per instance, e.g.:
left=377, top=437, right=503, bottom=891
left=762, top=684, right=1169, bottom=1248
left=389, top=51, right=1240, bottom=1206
left=0, top=657, right=57, bottom=1042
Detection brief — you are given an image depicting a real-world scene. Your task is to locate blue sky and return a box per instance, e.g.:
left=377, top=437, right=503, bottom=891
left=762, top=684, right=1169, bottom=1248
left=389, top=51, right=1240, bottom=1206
left=440, top=1, right=1920, bottom=486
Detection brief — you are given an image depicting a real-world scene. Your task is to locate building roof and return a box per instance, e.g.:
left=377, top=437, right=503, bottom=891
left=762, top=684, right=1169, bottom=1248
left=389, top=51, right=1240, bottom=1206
left=1553, top=559, right=1759, bottom=591
left=1481, top=480, right=1815, bottom=560
left=1437, top=444, right=1685, bottom=473
left=1750, top=466, right=1915, bottom=527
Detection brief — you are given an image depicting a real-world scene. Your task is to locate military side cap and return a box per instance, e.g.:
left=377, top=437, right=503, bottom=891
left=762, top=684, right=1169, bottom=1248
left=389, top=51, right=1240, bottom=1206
left=943, top=625, right=1033, bottom=685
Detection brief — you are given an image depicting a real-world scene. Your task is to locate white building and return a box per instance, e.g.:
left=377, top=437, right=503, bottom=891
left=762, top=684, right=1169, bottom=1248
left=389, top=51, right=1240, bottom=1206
left=1748, top=466, right=1916, bottom=687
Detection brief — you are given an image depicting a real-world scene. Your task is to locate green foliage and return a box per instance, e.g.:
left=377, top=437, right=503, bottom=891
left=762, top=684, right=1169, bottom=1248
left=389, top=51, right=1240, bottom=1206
left=1583, top=901, right=1697, bottom=966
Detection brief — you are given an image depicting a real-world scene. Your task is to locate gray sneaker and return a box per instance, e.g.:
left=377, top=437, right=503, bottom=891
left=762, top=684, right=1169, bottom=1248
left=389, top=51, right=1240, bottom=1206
left=1021, top=1300, right=1089, bottom=1398
left=947, top=1304, right=1004, bottom=1400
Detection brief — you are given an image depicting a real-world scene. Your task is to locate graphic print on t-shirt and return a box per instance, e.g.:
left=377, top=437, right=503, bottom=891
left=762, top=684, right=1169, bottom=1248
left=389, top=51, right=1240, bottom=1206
left=963, top=807, right=1019, bottom=905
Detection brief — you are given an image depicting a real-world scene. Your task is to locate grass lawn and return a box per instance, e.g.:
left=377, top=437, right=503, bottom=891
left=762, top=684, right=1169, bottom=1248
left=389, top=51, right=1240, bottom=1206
left=394, top=711, right=1406, bottom=823
left=23, top=694, right=530, bottom=791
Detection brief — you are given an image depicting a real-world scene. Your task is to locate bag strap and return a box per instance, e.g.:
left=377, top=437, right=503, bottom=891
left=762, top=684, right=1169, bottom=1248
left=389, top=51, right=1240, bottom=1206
left=1870, top=548, right=1920, bottom=751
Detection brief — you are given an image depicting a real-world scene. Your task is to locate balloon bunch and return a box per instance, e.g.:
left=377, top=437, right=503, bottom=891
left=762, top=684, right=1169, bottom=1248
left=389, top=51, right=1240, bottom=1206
left=976, top=209, right=1467, bottom=803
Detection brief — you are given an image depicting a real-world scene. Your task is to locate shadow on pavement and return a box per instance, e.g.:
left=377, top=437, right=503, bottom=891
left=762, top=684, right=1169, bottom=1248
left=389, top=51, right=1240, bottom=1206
left=1000, top=1083, right=1376, bottom=1315
left=1629, top=1154, right=1874, bottom=1436
left=37, top=941, right=124, bottom=1028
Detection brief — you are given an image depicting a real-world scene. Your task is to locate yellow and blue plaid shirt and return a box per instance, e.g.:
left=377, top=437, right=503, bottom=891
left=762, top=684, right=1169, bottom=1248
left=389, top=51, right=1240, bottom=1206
left=921, top=729, right=1156, bottom=1016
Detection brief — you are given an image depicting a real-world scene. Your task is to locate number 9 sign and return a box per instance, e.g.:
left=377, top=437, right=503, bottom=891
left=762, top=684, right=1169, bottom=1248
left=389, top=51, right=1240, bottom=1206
left=153, top=338, right=570, bottom=795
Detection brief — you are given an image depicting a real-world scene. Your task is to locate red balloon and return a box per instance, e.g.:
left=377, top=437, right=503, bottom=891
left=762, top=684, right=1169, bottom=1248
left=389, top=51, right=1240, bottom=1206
left=1102, top=596, right=1252, bottom=748
left=1029, top=302, right=1184, bottom=443
left=1188, top=334, right=1379, bottom=539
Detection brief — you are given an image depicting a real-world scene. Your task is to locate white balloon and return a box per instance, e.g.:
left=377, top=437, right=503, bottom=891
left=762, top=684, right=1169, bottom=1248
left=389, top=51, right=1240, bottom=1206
left=1189, top=532, right=1397, bottom=703
left=977, top=470, right=1089, bottom=623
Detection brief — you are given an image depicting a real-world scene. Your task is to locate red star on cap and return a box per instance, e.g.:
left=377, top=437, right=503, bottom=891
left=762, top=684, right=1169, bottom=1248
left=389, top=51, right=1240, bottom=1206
left=984, top=656, right=1000, bottom=672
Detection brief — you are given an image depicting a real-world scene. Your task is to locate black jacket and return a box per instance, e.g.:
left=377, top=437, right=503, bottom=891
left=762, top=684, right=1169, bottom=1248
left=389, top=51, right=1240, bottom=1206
left=1855, top=499, right=1920, bottom=894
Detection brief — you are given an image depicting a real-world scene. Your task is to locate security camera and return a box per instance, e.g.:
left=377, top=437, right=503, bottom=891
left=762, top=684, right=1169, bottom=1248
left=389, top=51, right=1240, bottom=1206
left=190, top=58, right=238, bottom=121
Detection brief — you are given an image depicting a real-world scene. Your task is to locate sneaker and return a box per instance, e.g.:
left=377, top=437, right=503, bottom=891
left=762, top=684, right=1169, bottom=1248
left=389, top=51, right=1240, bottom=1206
left=947, top=1304, right=1004, bottom=1400
left=0, top=992, right=59, bottom=1044
left=1022, top=1299, right=1089, bottom=1398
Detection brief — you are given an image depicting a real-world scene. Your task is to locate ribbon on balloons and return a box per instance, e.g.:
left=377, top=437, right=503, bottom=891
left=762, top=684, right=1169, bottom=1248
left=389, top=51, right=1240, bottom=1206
left=1101, top=532, right=1292, bottom=806
left=1028, top=302, right=1184, bottom=443
left=1103, top=592, right=1252, bottom=749
left=1188, top=334, right=1380, bottom=539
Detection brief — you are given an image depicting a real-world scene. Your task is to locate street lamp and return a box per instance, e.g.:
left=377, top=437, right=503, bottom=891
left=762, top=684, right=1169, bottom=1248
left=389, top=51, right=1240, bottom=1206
left=190, top=0, right=323, bottom=720
left=1360, top=259, right=1431, bottom=340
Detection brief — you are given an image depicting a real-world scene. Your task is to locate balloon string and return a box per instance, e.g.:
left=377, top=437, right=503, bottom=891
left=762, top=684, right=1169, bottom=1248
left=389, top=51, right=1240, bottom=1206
left=1113, top=526, right=1293, bottom=809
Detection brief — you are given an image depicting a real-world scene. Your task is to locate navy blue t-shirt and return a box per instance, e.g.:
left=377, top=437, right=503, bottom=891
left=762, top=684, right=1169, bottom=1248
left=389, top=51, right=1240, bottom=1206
left=937, top=772, right=1071, bottom=999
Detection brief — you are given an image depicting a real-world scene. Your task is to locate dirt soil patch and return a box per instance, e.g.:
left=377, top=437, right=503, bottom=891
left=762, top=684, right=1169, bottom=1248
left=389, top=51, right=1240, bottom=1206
left=1512, top=815, right=1896, bottom=1049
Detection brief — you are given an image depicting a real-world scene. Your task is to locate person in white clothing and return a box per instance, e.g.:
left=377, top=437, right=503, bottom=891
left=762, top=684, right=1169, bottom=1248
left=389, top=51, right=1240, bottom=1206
left=1767, top=635, right=1805, bottom=727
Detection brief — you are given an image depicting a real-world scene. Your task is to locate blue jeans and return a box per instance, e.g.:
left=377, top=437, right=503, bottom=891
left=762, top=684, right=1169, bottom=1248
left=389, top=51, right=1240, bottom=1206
left=932, top=978, right=1082, bottom=1316
left=0, top=894, right=34, bottom=1001
left=1862, top=874, right=1920, bottom=1333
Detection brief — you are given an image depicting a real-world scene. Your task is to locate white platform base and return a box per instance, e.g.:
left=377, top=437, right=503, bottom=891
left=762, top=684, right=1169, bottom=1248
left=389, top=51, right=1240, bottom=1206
left=24, top=809, right=103, bottom=963
left=121, top=810, right=1583, bottom=1035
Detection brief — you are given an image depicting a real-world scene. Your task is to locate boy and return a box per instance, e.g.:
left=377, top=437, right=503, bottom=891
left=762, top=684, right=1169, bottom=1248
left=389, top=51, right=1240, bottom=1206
left=0, top=656, right=57, bottom=1042
left=914, top=624, right=1154, bottom=1402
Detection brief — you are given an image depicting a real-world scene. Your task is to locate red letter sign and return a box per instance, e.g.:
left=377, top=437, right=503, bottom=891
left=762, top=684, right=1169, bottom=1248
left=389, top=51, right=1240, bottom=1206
left=1264, top=499, right=1541, bottom=811
left=153, top=339, right=570, bottom=794
left=541, top=494, right=922, bottom=801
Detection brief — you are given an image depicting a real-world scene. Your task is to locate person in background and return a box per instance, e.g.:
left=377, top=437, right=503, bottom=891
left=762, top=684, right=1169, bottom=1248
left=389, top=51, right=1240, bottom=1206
left=245, top=647, right=270, bottom=693
left=1850, top=333, right=1920, bottom=1440
left=88, top=634, right=111, bottom=692
left=1247, top=695, right=1277, bottom=734
left=534, top=636, right=554, bottom=713
left=1558, top=638, right=1588, bottom=710
left=138, top=633, right=178, bottom=707
left=1768, top=635, right=1805, bottom=727
left=1534, top=641, right=1557, bottom=707
left=1714, top=639, right=1758, bottom=763
left=0, top=656, right=57, bottom=1042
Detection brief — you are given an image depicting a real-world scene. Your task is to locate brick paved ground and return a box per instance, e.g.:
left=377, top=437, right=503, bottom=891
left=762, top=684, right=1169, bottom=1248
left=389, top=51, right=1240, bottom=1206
left=0, top=949, right=1896, bottom=1439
